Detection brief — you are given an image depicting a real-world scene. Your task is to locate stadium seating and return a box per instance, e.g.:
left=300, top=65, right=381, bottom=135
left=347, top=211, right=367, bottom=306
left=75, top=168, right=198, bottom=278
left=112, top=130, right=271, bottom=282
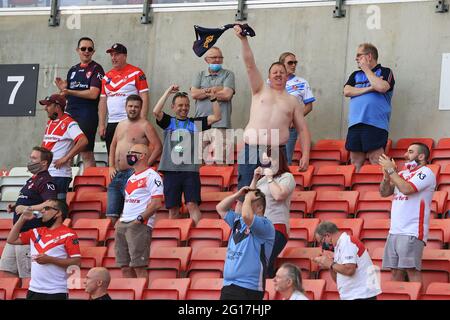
left=188, top=219, right=231, bottom=253
left=146, top=278, right=191, bottom=300
left=310, top=165, right=355, bottom=191
left=309, top=139, right=349, bottom=170
left=351, top=164, right=384, bottom=192
left=73, top=218, right=111, bottom=244
left=69, top=200, right=103, bottom=223
left=290, top=191, right=316, bottom=218
left=421, top=282, right=450, bottom=300
left=196, top=192, right=232, bottom=219
left=199, top=166, right=234, bottom=192
left=148, top=246, right=191, bottom=284
left=431, top=191, right=447, bottom=218
left=109, top=278, right=147, bottom=300
left=186, top=247, right=227, bottom=282
left=276, top=247, right=322, bottom=279
left=288, top=218, right=320, bottom=247
left=360, top=219, right=390, bottom=254
left=288, top=166, right=314, bottom=190
left=152, top=218, right=194, bottom=247
left=355, top=191, right=392, bottom=222
left=312, top=191, right=359, bottom=219
left=0, top=277, right=19, bottom=300
left=303, top=279, right=326, bottom=300
left=327, top=218, right=363, bottom=239
left=80, top=246, right=107, bottom=268
left=379, top=281, right=422, bottom=300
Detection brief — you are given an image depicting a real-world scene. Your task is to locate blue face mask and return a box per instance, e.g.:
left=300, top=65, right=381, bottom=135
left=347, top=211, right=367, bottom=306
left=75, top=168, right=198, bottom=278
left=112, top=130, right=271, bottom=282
left=209, top=64, right=222, bottom=72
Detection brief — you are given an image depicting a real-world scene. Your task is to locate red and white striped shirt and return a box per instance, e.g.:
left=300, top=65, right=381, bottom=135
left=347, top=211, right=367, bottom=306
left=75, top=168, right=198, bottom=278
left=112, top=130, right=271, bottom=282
left=42, top=114, right=84, bottom=178
left=390, top=165, right=436, bottom=242
left=101, top=64, right=149, bottom=123
left=20, top=225, right=81, bottom=294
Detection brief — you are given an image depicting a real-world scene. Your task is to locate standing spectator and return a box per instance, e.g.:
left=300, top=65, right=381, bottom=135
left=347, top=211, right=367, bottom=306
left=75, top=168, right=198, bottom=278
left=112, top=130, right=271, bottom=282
left=115, top=144, right=163, bottom=278
left=313, top=221, right=381, bottom=300
left=216, top=188, right=275, bottom=300
left=232, top=25, right=311, bottom=213
left=274, top=263, right=308, bottom=300
left=98, top=43, right=150, bottom=155
left=6, top=199, right=81, bottom=300
left=107, top=95, right=162, bottom=225
left=379, top=143, right=436, bottom=283
left=0, top=147, right=57, bottom=279
left=40, top=94, right=88, bottom=200
left=278, top=52, right=316, bottom=165
left=153, top=85, right=221, bottom=225
left=191, top=46, right=235, bottom=164
left=85, top=267, right=112, bottom=300
left=55, top=37, right=105, bottom=169
left=344, top=43, right=395, bottom=172
left=249, top=147, right=295, bottom=278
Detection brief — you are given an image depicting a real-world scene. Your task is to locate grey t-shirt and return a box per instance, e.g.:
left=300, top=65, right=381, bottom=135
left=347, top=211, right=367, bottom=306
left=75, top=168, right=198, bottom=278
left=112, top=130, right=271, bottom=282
left=157, top=112, right=211, bottom=172
left=256, top=172, right=296, bottom=233
left=192, top=68, right=235, bottom=128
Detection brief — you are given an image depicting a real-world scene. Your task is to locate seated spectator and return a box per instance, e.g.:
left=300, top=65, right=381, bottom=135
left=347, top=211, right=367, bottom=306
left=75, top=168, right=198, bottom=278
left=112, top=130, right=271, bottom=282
left=250, top=146, right=295, bottom=278
left=6, top=199, right=81, bottom=300
left=153, top=85, right=221, bottom=225
left=216, top=187, right=275, bottom=300
left=115, top=144, right=163, bottom=278
left=85, top=267, right=112, bottom=300
left=274, top=263, right=308, bottom=300
left=39, top=94, right=88, bottom=199
left=313, top=221, right=381, bottom=300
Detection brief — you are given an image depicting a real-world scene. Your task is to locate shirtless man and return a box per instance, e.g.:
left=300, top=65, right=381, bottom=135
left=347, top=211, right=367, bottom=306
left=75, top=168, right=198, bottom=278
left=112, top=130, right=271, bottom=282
left=106, top=94, right=162, bottom=224
left=234, top=25, right=311, bottom=209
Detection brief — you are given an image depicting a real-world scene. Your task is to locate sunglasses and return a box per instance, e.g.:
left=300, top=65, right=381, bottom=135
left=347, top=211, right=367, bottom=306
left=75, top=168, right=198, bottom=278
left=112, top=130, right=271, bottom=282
left=79, top=47, right=94, bottom=52
left=287, top=61, right=298, bottom=66
left=43, top=206, right=59, bottom=211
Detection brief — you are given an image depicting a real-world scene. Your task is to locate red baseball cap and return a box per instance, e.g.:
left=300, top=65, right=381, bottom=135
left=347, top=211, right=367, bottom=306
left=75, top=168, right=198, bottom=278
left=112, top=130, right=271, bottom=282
left=39, top=94, right=66, bottom=108
left=106, top=43, right=127, bottom=54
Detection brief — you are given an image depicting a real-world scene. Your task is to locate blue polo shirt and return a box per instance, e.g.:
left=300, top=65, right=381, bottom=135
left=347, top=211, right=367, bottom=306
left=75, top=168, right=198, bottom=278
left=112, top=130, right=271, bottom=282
left=345, top=64, right=395, bottom=131
left=223, top=210, right=275, bottom=292
left=13, top=171, right=57, bottom=232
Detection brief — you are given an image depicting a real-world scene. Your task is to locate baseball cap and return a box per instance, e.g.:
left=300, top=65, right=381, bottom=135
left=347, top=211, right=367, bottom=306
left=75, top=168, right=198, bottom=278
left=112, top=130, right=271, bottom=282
left=39, top=94, right=66, bottom=108
left=106, top=43, right=127, bottom=54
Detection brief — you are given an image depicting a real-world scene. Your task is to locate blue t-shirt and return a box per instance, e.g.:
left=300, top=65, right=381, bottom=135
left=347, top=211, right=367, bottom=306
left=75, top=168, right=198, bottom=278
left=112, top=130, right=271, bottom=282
left=223, top=210, right=275, bottom=292
left=345, top=64, right=395, bottom=131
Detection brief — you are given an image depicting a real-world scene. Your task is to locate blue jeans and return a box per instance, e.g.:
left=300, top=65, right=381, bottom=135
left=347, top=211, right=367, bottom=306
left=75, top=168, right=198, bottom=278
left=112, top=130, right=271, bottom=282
left=267, top=230, right=288, bottom=278
left=53, top=177, right=72, bottom=200
left=285, top=127, right=298, bottom=165
left=106, top=168, right=134, bottom=218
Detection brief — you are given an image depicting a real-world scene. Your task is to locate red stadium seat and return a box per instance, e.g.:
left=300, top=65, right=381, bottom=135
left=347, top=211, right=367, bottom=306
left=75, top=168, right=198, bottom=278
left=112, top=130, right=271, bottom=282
left=185, top=288, right=221, bottom=300
left=73, top=191, right=107, bottom=214
left=229, top=164, right=239, bottom=192
left=428, top=219, right=450, bottom=249
left=109, top=278, right=147, bottom=300
left=312, top=191, right=359, bottom=219
left=187, top=247, right=227, bottom=282
left=319, top=270, right=339, bottom=300
left=303, top=279, right=326, bottom=300
left=290, top=191, right=316, bottom=218
left=198, top=192, right=233, bottom=219
left=360, top=219, right=391, bottom=254
left=264, top=278, right=277, bottom=300
left=288, top=166, right=314, bottom=190
left=12, top=288, right=28, bottom=300
left=66, top=192, right=75, bottom=207
left=355, top=191, right=392, bottom=222
left=69, top=200, right=103, bottom=223
left=190, top=277, right=223, bottom=290
left=327, top=218, right=363, bottom=239
left=83, top=166, right=111, bottom=186
left=309, top=140, right=349, bottom=171
left=108, top=289, right=135, bottom=300
left=310, top=165, right=355, bottom=191
left=142, top=288, right=178, bottom=300
left=148, top=246, right=192, bottom=284
left=379, top=281, right=422, bottom=300
left=0, top=219, right=13, bottom=242
left=0, top=277, right=19, bottom=300
left=69, top=289, right=90, bottom=300
left=73, top=218, right=112, bottom=243
left=73, top=175, right=107, bottom=193
left=289, top=218, right=320, bottom=246
left=152, top=218, right=194, bottom=247
left=351, top=164, right=384, bottom=192
left=73, top=228, right=99, bottom=247
left=80, top=246, right=107, bottom=268
left=188, top=219, right=231, bottom=253
left=421, top=282, right=450, bottom=300
left=199, top=166, right=234, bottom=192
left=147, top=278, right=191, bottom=300
left=431, top=191, right=447, bottom=218
left=276, top=247, right=322, bottom=277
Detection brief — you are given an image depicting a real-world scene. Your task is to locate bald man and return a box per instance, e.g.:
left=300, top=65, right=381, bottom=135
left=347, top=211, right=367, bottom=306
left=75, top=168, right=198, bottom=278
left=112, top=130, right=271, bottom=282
left=107, top=94, right=162, bottom=225
left=114, top=143, right=163, bottom=278
left=85, top=267, right=111, bottom=300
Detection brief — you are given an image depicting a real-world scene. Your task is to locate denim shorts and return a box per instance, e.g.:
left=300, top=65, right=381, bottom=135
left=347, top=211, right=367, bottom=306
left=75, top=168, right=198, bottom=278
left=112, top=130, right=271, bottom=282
left=106, top=168, right=134, bottom=218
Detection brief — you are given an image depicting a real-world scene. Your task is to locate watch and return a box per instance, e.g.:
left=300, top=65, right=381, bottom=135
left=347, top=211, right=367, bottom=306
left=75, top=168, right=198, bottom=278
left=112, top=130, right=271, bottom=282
left=136, top=215, right=144, bottom=223
left=387, top=168, right=396, bottom=175
left=210, top=97, right=217, bottom=102
left=330, top=262, right=337, bottom=270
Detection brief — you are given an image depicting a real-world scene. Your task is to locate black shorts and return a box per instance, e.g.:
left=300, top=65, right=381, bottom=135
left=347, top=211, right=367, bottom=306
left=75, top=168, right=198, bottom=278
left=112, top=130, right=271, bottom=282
left=345, top=123, right=388, bottom=153
left=69, top=113, right=98, bottom=152
left=163, top=171, right=201, bottom=208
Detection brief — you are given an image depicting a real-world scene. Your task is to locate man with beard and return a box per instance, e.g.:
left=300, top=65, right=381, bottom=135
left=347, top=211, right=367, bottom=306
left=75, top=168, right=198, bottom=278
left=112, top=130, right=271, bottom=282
left=379, top=143, right=436, bottom=285
left=107, top=95, right=162, bottom=224
left=0, top=147, right=57, bottom=280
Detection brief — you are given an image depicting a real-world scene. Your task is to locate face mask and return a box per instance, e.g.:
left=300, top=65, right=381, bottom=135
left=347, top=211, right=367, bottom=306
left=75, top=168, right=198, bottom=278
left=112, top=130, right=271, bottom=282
left=126, top=154, right=139, bottom=166
left=49, top=112, right=58, bottom=120
left=322, top=241, right=334, bottom=252
left=42, top=214, right=58, bottom=228
left=27, top=161, right=43, bottom=174
left=405, top=159, right=419, bottom=171
left=209, top=64, right=222, bottom=72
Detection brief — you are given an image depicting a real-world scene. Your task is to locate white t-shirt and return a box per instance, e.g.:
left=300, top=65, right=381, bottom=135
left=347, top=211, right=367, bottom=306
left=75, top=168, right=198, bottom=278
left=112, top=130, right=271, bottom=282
left=286, top=74, right=316, bottom=104
left=120, top=168, right=163, bottom=228
left=290, top=290, right=309, bottom=300
left=42, top=114, right=84, bottom=178
left=334, top=232, right=381, bottom=300
left=390, top=165, right=436, bottom=242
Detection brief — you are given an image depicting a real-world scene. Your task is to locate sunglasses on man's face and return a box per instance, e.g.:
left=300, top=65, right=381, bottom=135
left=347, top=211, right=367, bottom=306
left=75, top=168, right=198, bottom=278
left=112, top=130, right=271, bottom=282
left=79, top=47, right=94, bottom=52
left=286, top=61, right=298, bottom=66
left=43, top=206, right=59, bottom=212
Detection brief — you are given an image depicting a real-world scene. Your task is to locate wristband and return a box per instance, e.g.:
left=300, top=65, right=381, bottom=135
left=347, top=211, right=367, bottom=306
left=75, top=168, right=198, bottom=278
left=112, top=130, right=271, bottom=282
left=210, top=98, right=217, bottom=102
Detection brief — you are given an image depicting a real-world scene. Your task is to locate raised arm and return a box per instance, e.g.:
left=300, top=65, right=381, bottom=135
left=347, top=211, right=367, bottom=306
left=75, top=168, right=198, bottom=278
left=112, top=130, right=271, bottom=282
left=234, top=25, right=264, bottom=94
left=292, top=99, right=311, bottom=171
left=216, top=187, right=248, bottom=219
left=359, top=56, right=391, bottom=93
left=7, top=210, right=33, bottom=245
left=378, top=154, right=415, bottom=195
left=153, top=85, right=179, bottom=122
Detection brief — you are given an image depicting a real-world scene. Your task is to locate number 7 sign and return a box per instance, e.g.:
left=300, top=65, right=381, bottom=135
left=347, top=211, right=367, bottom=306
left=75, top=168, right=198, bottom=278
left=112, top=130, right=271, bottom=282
left=0, top=64, right=39, bottom=116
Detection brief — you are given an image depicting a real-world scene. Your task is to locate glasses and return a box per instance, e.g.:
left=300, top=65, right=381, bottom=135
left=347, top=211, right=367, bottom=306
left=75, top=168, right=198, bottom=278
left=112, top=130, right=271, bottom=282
left=356, top=52, right=368, bottom=57
left=207, top=56, right=224, bottom=60
left=43, top=206, right=59, bottom=211
left=79, top=47, right=94, bottom=52
left=286, top=61, right=298, bottom=66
